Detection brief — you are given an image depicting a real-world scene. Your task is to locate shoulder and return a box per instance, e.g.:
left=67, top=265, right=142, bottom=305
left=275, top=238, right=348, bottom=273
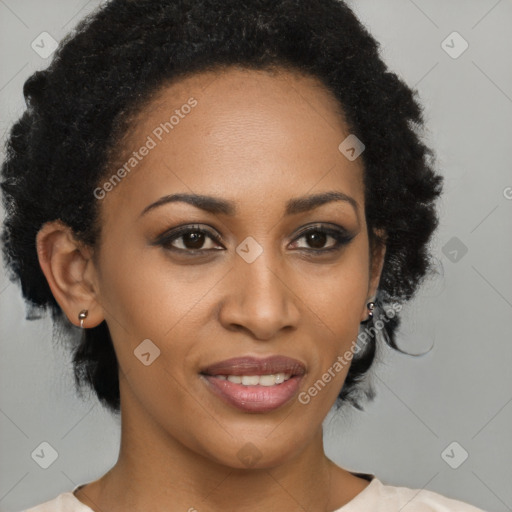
left=340, top=476, right=487, bottom=511
left=22, top=490, right=93, bottom=512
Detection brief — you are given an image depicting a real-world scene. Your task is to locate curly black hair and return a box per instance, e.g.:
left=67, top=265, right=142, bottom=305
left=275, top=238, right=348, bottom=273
left=0, top=0, right=443, bottom=414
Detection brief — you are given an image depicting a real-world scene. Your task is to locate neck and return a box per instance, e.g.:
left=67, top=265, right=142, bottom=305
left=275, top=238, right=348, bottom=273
left=78, top=380, right=368, bottom=512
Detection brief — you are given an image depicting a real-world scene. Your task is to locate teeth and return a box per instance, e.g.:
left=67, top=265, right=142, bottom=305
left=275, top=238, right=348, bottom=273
left=222, top=373, right=291, bottom=386
left=241, top=375, right=260, bottom=385
left=259, top=375, right=277, bottom=386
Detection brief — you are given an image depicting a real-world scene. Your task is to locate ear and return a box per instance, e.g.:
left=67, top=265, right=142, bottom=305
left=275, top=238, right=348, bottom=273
left=360, top=228, right=387, bottom=323
left=36, top=220, right=104, bottom=328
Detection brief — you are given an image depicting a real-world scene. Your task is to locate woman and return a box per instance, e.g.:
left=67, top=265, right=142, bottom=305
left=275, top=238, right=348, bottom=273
left=1, top=0, right=486, bottom=510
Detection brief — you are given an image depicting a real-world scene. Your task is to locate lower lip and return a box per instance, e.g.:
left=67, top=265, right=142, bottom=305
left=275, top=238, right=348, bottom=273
left=202, top=375, right=302, bottom=413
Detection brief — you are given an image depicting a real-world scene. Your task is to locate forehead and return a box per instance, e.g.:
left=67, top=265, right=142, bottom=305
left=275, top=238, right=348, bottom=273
left=100, top=66, right=365, bottom=221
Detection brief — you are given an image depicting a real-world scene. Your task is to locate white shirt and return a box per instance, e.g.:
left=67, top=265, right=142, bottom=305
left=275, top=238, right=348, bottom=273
left=23, top=474, right=487, bottom=511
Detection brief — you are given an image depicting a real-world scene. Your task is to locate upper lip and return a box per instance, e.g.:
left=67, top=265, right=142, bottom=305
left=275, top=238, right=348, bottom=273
left=201, top=356, right=306, bottom=377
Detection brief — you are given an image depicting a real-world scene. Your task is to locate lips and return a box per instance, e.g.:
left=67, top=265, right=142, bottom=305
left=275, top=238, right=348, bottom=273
left=201, top=356, right=306, bottom=377
left=200, top=356, right=306, bottom=413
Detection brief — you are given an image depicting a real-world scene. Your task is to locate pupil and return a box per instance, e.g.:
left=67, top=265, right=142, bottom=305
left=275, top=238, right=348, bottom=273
left=184, top=232, right=204, bottom=249
left=307, top=231, right=326, bottom=249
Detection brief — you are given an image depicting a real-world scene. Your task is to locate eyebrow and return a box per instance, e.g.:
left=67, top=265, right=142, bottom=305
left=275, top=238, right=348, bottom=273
left=139, top=191, right=359, bottom=218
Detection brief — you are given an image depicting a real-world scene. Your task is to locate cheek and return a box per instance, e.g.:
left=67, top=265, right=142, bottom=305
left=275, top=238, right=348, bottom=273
left=94, top=238, right=226, bottom=396
left=95, top=243, right=200, bottom=417
left=296, top=271, right=368, bottom=417
left=294, top=248, right=370, bottom=394
left=96, top=236, right=209, bottom=337
left=300, top=247, right=370, bottom=333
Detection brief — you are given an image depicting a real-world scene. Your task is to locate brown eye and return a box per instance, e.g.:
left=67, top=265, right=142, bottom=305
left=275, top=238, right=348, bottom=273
left=155, top=225, right=224, bottom=254
left=178, top=231, right=207, bottom=250
left=290, top=225, right=355, bottom=253
left=303, top=231, right=329, bottom=249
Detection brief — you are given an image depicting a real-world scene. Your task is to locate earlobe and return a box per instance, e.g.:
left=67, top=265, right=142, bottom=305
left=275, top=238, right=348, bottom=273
left=36, top=220, right=104, bottom=328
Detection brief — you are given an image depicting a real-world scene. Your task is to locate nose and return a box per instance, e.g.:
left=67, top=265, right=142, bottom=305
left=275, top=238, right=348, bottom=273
left=217, top=249, right=301, bottom=341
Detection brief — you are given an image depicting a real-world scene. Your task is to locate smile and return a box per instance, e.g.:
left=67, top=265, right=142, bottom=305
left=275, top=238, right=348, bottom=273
left=214, top=373, right=292, bottom=386
left=200, top=356, right=306, bottom=413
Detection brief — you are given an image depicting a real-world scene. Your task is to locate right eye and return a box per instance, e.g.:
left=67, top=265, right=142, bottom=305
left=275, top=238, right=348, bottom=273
left=155, top=224, right=225, bottom=255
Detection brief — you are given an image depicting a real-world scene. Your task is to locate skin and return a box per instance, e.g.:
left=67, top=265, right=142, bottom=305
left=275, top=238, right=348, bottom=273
left=36, top=66, right=386, bottom=512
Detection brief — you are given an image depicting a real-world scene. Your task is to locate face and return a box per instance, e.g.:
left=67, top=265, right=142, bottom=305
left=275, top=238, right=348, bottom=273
left=70, top=67, right=385, bottom=468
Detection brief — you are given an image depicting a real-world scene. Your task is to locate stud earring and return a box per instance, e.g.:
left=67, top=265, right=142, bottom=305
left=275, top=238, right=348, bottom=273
left=78, top=309, right=88, bottom=329
left=366, top=301, right=375, bottom=319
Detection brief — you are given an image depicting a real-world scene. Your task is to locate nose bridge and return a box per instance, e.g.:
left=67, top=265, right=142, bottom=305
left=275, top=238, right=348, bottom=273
left=241, top=250, right=284, bottom=306
left=219, top=238, right=300, bottom=338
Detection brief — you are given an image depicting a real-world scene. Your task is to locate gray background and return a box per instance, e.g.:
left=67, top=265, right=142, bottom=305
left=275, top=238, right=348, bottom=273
left=1, top=1, right=511, bottom=511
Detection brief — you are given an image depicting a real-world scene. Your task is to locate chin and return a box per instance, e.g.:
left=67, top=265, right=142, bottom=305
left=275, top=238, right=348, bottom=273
left=199, top=432, right=309, bottom=471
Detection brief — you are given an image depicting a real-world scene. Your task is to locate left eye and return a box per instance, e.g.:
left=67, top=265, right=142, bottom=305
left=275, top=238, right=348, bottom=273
left=289, top=226, right=354, bottom=252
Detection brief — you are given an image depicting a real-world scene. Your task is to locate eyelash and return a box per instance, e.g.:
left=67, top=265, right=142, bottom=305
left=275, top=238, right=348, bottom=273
left=154, top=223, right=355, bottom=256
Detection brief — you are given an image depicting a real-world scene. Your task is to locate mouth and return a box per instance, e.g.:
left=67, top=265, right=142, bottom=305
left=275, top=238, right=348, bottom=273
left=200, top=356, right=306, bottom=413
